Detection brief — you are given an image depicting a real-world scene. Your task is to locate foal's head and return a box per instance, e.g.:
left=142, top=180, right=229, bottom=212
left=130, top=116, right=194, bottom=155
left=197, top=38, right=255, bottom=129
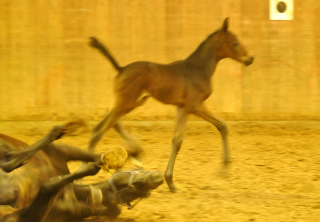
left=217, top=18, right=254, bottom=66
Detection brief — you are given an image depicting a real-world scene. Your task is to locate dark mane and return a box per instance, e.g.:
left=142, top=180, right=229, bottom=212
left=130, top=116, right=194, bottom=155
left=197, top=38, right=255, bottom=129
left=186, top=29, right=221, bottom=61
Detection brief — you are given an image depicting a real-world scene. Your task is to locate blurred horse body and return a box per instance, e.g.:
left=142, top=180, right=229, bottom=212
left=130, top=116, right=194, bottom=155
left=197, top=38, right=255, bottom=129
left=0, top=124, right=163, bottom=222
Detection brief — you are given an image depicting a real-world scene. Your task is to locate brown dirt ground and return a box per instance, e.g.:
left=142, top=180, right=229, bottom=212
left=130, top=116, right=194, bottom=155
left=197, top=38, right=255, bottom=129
left=1, top=120, right=320, bottom=222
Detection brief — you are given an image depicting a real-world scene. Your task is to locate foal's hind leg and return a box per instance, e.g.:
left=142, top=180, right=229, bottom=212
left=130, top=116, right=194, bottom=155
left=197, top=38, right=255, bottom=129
left=192, top=104, right=230, bottom=165
left=75, top=110, right=125, bottom=183
left=74, top=87, right=145, bottom=185
left=112, top=94, right=149, bottom=156
left=88, top=108, right=126, bottom=151
left=89, top=93, right=149, bottom=153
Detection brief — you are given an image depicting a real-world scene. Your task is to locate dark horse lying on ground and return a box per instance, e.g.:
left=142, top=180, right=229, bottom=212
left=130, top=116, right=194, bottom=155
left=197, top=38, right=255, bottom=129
left=83, top=18, right=254, bottom=192
left=0, top=121, right=163, bottom=222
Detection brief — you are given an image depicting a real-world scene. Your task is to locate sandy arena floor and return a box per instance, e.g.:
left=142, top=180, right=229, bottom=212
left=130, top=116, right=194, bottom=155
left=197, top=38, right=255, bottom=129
left=1, top=120, right=320, bottom=222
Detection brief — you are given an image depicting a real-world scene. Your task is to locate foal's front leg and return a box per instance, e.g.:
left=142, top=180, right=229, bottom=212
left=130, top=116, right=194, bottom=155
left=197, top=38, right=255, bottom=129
left=165, top=107, right=188, bottom=193
left=192, top=104, right=230, bottom=165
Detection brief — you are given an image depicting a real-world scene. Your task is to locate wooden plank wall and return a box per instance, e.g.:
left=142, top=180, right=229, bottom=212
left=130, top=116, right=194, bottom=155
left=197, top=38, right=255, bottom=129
left=0, top=0, right=319, bottom=120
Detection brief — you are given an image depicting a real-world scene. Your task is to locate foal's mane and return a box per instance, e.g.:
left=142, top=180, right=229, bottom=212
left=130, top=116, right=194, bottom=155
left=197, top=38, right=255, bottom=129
left=186, top=29, right=221, bottom=63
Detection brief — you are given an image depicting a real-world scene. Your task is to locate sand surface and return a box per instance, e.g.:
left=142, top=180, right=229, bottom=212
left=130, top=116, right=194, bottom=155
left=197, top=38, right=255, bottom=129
left=1, top=120, right=320, bottom=222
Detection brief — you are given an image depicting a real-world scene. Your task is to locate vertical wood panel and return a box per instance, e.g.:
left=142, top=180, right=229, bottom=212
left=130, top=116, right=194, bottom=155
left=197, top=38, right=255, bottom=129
left=0, top=0, right=319, bottom=120
left=242, top=0, right=320, bottom=120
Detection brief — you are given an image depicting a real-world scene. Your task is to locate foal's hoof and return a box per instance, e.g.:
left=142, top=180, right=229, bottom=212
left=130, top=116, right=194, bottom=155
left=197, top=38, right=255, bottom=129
left=167, top=184, right=178, bottom=193
left=165, top=174, right=177, bottom=192
left=223, top=157, right=232, bottom=166
left=124, top=141, right=143, bottom=158
left=170, top=186, right=178, bottom=193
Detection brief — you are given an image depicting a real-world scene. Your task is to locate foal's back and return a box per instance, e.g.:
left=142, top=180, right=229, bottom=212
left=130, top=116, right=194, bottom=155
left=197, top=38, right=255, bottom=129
left=116, top=60, right=211, bottom=107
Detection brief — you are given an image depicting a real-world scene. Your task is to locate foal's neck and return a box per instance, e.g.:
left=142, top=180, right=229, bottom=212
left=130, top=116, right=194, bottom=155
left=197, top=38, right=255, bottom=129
left=184, top=32, right=222, bottom=78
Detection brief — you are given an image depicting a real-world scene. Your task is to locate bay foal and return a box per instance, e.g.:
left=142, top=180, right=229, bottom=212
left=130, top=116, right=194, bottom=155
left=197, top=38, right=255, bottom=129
left=87, top=18, right=254, bottom=192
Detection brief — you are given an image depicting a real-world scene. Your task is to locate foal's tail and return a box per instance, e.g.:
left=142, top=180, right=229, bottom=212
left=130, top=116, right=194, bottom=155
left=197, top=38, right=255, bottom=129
left=89, top=37, right=123, bottom=72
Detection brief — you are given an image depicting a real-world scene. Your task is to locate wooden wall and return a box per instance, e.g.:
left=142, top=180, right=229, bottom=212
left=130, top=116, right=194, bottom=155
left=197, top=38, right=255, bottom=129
left=0, top=0, right=319, bottom=120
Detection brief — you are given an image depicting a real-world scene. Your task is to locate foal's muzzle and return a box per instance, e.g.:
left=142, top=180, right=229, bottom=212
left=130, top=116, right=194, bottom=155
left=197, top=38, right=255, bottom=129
left=242, top=56, right=254, bottom=66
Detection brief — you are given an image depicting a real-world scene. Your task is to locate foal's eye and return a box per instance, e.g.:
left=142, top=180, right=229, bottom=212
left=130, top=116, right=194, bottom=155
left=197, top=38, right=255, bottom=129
left=234, top=42, right=239, bottom=46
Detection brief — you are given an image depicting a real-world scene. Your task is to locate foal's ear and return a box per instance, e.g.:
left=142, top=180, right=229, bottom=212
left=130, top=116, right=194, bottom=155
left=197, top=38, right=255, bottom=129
left=222, top=17, right=229, bottom=32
